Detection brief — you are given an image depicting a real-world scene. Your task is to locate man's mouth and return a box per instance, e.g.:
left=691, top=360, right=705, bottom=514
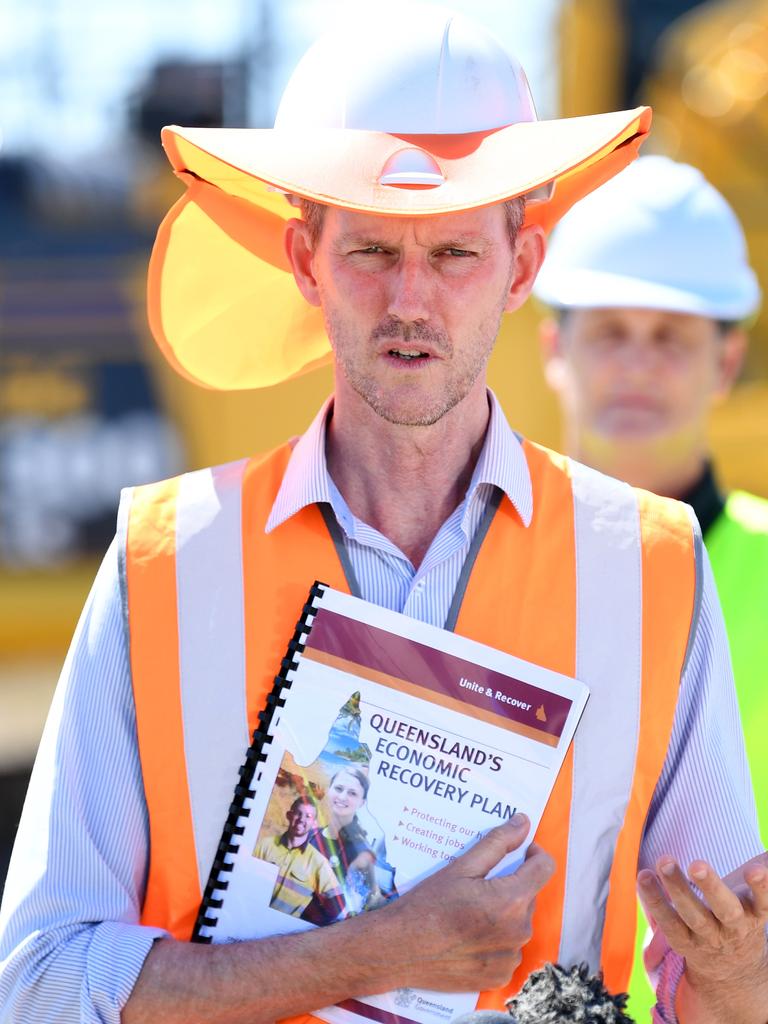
left=388, top=348, right=430, bottom=361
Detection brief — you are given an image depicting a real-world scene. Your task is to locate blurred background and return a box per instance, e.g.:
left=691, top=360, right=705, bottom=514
left=1, top=0, right=767, bottom=888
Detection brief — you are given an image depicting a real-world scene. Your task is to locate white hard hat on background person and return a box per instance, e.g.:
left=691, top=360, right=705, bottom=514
left=533, top=155, right=761, bottom=322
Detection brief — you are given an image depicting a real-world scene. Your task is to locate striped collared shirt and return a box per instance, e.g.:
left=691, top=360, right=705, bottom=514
left=267, top=392, right=532, bottom=628
left=0, top=392, right=761, bottom=1024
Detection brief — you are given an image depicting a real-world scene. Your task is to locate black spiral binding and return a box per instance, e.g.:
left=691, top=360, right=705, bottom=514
left=192, top=580, right=328, bottom=942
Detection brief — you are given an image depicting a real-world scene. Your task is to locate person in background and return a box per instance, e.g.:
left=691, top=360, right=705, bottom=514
left=534, top=154, right=768, bottom=1020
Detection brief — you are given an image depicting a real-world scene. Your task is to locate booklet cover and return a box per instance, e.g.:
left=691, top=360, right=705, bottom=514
left=195, top=583, right=589, bottom=1024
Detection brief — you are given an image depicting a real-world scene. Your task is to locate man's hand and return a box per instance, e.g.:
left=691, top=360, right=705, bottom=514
left=125, top=814, right=553, bottom=1024
left=637, top=853, right=768, bottom=1024
left=381, top=813, right=555, bottom=992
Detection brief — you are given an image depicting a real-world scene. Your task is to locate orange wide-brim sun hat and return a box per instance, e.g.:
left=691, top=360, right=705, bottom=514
left=147, top=6, right=652, bottom=391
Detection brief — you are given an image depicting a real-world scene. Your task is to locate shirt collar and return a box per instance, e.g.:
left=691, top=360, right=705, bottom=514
left=464, top=390, right=533, bottom=526
left=265, top=390, right=533, bottom=534
left=265, top=397, right=335, bottom=533
left=278, top=831, right=310, bottom=851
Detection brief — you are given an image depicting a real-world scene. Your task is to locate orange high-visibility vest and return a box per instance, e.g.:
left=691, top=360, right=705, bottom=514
left=119, top=438, right=698, bottom=1015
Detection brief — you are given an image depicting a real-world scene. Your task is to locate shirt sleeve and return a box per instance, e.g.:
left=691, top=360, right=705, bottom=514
left=641, top=546, right=763, bottom=1022
left=0, top=539, right=168, bottom=1024
left=254, top=836, right=281, bottom=864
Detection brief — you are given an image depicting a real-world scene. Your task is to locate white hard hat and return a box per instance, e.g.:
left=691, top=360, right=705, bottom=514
left=534, top=155, right=761, bottom=321
left=274, top=4, right=538, bottom=134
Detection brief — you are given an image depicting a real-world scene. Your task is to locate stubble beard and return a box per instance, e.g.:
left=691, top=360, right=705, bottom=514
left=323, top=287, right=511, bottom=428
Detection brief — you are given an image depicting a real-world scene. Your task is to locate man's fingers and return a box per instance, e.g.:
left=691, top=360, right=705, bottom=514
left=723, top=851, right=768, bottom=891
left=687, top=861, right=749, bottom=930
left=524, top=841, right=545, bottom=862
left=655, top=859, right=718, bottom=936
left=452, top=815, right=531, bottom=877
left=718, top=852, right=768, bottom=917
left=637, top=869, right=692, bottom=950
left=637, top=868, right=658, bottom=923
left=744, top=866, right=768, bottom=919
left=505, top=843, right=556, bottom=894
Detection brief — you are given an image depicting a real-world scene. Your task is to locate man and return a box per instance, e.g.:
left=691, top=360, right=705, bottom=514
left=1, top=10, right=766, bottom=1024
left=254, top=797, right=344, bottom=922
left=534, top=154, right=768, bottom=1018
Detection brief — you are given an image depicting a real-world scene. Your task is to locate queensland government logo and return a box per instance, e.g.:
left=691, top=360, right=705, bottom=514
left=394, top=989, right=418, bottom=1009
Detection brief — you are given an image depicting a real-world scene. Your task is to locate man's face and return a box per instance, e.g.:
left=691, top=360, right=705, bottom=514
left=289, top=205, right=538, bottom=426
left=285, top=803, right=316, bottom=840
left=542, top=307, right=744, bottom=452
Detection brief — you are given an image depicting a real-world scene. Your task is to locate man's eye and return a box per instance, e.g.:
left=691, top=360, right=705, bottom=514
left=657, top=333, right=687, bottom=350
left=439, top=248, right=474, bottom=258
left=353, top=245, right=387, bottom=254
left=593, top=326, right=624, bottom=345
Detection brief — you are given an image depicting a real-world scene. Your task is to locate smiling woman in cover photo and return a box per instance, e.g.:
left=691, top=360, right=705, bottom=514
left=310, top=767, right=398, bottom=916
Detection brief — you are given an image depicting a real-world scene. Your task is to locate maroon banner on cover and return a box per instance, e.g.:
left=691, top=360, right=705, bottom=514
left=306, top=608, right=572, bottom=741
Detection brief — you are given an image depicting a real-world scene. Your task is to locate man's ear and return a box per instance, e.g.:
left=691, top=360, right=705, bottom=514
left=539, top=315, right=568, bottom=394
left=504, top=224, right=546, bottom=314
left=284, top=218, right=322, bottom=307
left=713, top=327, right=748, bottom=402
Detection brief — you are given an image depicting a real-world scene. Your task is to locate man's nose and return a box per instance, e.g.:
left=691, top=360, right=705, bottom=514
left=619, top=335, right=659, bottom=378
left=387, top=255, right=433, bottom=324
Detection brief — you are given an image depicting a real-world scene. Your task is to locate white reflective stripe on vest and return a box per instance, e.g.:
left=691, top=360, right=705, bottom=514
left=176, top=460, right=250, bottom=893
left=559, top=461, right=643, bottom=970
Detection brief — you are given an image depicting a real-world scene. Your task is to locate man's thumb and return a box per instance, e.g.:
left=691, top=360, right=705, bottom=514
left=452, top=814, right=530, bottom=877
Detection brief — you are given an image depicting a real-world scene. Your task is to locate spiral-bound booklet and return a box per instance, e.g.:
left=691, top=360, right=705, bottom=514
left=194, top=582, right=588, bottom=1024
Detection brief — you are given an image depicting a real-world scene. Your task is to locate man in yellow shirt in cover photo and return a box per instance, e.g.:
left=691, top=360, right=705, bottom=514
left=254, top=797, right=344, bottom=922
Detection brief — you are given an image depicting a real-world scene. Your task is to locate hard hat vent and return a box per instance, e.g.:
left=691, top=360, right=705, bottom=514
left=379, top=148, right=445, bottom=189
